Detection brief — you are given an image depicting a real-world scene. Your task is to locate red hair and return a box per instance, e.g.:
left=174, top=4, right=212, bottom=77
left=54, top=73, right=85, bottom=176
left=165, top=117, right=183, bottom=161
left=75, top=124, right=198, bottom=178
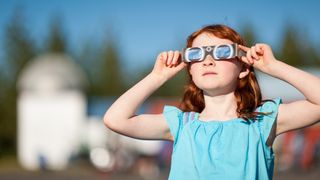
left=179, top=24, right=263, bottom=120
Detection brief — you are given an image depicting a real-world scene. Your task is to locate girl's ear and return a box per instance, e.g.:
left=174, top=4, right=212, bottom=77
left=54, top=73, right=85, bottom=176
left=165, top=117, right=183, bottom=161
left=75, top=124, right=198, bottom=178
left=239, top=67, right=250, bottom=79
left=188, top=66, right=193, bottom=76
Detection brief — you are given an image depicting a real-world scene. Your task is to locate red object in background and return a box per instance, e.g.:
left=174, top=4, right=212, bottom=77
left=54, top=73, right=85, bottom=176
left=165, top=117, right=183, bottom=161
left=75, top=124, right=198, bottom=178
left=281, top=124, right=320, bottom=171
left=146, top=99, right=180, bottom=168
left=300, top=125, right=320, bottom=170
left=281, top=131, right=297, bottom=170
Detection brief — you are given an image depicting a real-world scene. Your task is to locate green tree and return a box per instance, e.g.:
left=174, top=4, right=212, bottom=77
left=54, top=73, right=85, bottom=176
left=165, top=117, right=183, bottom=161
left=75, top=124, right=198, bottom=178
left=95, top=32, right=125, bottom=96
left=157, top=69, right=187, bottom=97
left=1, top=9, right=36, bottom=155
left=46, top=15, right=68, bottom=53
left=240, top=23, right=257, bottom=46
left=302, top=41, right=320, bottom=67
left=4, top=9, right=36, bottom=82
left=132, top=61, right=187, bottom=98
left=77, top=40, right=101, bottom=95
left=0, top=72, right=8, bottom=106
left=279, top=24, right=305, bottom=67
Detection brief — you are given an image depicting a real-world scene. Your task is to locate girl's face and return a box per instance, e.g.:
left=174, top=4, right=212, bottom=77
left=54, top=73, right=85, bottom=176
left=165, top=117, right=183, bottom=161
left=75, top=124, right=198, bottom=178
left=189, top=33, right=245, bottom=95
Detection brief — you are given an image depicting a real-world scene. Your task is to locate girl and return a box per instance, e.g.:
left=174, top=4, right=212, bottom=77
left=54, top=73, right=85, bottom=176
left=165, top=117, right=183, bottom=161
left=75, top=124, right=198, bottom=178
left=103, top=24, right=320, bottom=179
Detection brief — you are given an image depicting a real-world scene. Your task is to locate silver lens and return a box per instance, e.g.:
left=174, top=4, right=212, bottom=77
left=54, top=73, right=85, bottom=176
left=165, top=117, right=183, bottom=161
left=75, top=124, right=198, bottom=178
left=186, top=47, right=203, bottom=61
left=214, top=45, right=232, bottom=59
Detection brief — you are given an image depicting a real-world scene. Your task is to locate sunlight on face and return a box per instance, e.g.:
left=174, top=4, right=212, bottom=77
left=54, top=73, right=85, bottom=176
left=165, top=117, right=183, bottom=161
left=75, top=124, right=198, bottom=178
left=189, top=33, right=243, bottom=95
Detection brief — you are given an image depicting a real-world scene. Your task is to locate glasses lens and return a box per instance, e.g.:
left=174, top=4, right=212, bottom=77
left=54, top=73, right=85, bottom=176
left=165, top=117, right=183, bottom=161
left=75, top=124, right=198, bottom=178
left=187, top=48, right=203, bottom=61
left=215, top=45, right=231, bottom=59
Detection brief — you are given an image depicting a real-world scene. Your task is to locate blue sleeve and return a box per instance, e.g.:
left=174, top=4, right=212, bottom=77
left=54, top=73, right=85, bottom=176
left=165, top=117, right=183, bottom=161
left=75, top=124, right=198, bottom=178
left=163, top=105, right=183, bottom=143
left=257, top=98, right=282, bottom=146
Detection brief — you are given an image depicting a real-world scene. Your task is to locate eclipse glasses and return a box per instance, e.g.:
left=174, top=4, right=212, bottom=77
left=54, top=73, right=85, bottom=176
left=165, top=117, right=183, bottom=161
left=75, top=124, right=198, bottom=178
left=182, top=43, right=244, bottom=62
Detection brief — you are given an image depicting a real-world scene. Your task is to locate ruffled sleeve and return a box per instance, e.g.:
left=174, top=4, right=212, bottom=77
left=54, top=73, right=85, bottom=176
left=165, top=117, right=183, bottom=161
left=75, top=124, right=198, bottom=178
left=257, top=98, right=282, bottom=147
left=163, top=105, right=183, bottom=144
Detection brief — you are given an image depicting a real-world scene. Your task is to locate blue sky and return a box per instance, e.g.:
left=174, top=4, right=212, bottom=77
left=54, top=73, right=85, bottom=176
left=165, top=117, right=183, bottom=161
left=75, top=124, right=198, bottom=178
left=0, top=0, right=319, bottom=71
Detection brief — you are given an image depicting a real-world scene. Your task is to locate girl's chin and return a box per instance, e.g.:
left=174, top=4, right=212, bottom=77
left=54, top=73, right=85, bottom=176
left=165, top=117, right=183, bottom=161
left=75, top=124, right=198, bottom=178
left=197, top=82, right=229, bottom=91
left=198, top=85, right=220, bottom=91
left=196, top=81, right=219, bottom=88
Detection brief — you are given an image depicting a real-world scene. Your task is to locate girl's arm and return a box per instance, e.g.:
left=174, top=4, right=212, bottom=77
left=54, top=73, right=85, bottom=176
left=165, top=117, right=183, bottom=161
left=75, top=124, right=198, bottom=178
left=240, top=44, right=320, bottom=135
left=103, top=51, right=186, bottom=141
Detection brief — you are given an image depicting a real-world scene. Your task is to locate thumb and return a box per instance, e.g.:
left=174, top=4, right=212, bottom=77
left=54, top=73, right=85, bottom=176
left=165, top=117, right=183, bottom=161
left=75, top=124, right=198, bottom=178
left=176, top=61, right=187, bottom=71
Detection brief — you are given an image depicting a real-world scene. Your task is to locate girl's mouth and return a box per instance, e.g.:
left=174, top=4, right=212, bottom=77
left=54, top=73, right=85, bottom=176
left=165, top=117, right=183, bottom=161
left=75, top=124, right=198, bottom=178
left=202, top=72, right=217, bottom=76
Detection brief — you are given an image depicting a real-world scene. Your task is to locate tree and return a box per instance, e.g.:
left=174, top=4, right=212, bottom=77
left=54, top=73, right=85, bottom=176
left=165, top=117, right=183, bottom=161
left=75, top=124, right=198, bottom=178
left=279, top=24, right=305, bottom=67
left=46, top=15, right=68, bottom=53
left=76, top=40, right=101, bottom=95
left=156, top=69, right=187, bottom=97
left=95, top=31, right=125, bottom=96
left=302, top=41, right=320, bottom=67
left=240, top=23, right=257, bottom=46
left=1, top=8, right=36, bottom=155
left=132, top=60, right=187, bottom=98
left=3, top=9, right=36, bottom=82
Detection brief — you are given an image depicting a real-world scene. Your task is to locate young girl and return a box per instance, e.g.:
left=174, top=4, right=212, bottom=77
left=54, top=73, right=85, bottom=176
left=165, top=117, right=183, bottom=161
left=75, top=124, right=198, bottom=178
left=103, top=24, right=320, bottom=179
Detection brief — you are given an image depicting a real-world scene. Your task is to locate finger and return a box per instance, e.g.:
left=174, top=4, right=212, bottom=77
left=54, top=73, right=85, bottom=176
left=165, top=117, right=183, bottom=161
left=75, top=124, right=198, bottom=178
left=255, top=44, right=263, bottom=55
left=159, top=52, right=168, bottom=66
left=246, top=49, right=254, bottom=64
left=238, top=44, right=250, bottom=52
left=175, top=59, right=187, bottom=70
left=240, top=56, right=251, bottom=66
left=157, top=52, right=162, bottom=60
left=161, top=52, right=168, bottom=64
left=251, top=46, right=259, bottom=60
left=167, top=51, right=174, bottom=66
left=172, top=51, right=180, bottom=66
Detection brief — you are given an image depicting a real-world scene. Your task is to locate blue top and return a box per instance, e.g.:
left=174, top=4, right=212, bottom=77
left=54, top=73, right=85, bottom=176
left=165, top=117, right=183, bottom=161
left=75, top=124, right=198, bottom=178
left=163, top=98, right=282, bottom=180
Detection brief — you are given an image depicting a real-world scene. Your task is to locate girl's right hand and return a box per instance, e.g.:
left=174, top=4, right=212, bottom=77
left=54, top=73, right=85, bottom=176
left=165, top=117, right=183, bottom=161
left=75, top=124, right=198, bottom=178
left=151, top=50, right=187, bottom=81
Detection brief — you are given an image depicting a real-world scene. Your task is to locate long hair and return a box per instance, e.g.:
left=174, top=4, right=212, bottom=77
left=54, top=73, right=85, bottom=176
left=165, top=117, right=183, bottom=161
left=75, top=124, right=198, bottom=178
left=179, top=24, right=263, bottom=120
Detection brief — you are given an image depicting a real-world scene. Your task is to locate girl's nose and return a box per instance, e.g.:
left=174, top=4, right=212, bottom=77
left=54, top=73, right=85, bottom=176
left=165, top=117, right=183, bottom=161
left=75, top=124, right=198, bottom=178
left=202, top=55, right=216, bottom=66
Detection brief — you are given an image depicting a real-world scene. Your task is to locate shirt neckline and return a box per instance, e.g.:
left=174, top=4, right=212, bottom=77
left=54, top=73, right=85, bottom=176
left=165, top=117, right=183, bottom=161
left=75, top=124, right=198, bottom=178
left=194, top=112, right=244, bottom=124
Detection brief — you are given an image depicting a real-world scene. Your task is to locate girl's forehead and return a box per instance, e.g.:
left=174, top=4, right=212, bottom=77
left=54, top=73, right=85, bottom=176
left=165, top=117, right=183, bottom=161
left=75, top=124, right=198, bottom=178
left=191, top=33, right=233, bottom=47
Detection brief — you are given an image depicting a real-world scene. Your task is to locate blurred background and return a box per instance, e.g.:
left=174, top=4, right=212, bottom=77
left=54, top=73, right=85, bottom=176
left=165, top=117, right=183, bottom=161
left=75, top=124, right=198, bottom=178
left=0, top=0, right=319, bottom=179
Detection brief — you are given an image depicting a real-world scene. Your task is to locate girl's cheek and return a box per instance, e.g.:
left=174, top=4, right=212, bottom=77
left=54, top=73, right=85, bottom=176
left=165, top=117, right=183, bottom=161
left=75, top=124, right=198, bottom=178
left=189, top=65, right=196, bottom=75
left=189, top=65, right=199, bottom=76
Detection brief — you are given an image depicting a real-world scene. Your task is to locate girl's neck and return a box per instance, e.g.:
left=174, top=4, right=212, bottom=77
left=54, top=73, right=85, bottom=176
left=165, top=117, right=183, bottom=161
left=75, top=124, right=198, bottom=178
left=200, top=91, right=238, bottom=121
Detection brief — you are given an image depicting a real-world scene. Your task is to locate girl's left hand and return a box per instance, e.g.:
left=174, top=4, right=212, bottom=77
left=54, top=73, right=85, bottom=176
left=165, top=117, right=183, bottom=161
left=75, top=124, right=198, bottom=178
left=238, top=43, right=279, bottom=73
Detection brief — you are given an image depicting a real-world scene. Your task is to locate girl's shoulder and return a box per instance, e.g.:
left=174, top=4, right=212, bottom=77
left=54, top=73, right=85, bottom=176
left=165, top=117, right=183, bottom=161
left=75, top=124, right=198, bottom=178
left=257, top=98, right=282, bottom=115
left=162, top=105, right=184, bottom=142
left=255, top=98, right=282, bottom=147
left=163, top=105, right=198, bottom=142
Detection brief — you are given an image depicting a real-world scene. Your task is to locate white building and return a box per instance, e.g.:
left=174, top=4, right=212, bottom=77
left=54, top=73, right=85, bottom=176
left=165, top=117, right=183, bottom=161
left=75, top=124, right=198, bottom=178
left=17, top=53, right=88, bottom=170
